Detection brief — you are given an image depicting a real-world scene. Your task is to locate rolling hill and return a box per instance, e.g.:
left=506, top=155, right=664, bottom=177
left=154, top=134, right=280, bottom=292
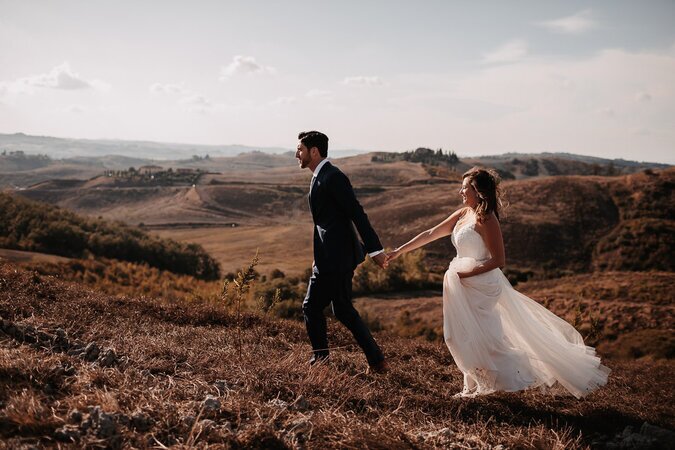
left=11, top=153, right=674, bottom=278
left=0, top=192, right=221, bottom=280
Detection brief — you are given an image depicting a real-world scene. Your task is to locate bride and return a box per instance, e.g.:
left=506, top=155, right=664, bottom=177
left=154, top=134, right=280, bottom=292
left=386, top=167, right=610, bottom=398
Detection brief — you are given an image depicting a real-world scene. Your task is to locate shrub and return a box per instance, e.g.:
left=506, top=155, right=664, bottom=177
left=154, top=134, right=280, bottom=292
left=26, top=258, right=218, bottom=301
left=353, top=249, right=430, bottom=295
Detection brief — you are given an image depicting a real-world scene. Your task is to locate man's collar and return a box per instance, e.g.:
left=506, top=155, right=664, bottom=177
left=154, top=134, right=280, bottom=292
left=312, top=158, right=330, bottom=177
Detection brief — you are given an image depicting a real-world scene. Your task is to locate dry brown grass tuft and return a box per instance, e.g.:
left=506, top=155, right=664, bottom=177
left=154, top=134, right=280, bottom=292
left=0, top=261, right=673, bottom=448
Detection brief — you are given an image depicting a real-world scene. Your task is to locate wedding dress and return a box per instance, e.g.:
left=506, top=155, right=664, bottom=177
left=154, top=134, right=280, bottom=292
left=443, top=214, right=610, bottom=398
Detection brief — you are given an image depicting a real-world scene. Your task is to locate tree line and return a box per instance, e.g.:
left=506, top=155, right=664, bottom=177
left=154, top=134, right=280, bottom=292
left=0, top=193, right=221, bottom=280
left=372, top=147, right=460, bottom=167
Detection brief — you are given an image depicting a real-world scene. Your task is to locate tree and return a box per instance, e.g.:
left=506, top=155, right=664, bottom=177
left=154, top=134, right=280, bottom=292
left=447, top=150, right=459, bottom=167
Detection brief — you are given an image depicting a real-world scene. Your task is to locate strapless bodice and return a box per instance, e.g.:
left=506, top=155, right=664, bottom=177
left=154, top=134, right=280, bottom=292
left=451, top=220, right=491, bottom=261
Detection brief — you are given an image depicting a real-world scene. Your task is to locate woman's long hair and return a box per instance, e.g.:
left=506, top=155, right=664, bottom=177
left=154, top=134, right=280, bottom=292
left=462, top=166, right=505, bottom=223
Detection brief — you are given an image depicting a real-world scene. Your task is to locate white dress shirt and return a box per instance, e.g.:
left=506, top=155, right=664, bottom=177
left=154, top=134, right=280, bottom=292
left=311, top=157, right=331, bottom=179
left=311, top=158, right=383, bottom=258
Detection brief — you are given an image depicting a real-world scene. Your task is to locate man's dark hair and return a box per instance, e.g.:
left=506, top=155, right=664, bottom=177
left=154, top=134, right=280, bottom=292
left=298, top=131, right=329, bottom=157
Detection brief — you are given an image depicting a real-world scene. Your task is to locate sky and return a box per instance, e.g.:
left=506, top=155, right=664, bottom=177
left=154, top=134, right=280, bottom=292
left=0, top=0, right=674, bottom=163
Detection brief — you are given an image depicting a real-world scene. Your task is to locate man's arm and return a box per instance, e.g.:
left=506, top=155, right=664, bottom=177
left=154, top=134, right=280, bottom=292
left=327, top=170, right=383, bottom=254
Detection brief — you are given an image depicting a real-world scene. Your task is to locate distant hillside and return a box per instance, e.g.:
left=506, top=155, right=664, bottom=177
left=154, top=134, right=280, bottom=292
left=462, top=152, right=669, bottom=180
left=12, top=157, right=674, bottom=278
left=0, top=153, right=300, bottom=190
left=366, top=168, right=675, bottom=277
left=3, top=132, right=670, bottom=191
left=371, top=148, right=669, bottom=180
left=0, top=192, right=220, bottom=280
left=591, top=169, right=675, bottom=272
left=0, top=132, right=292, bottom=160
left=5, top=135, right=673, bottom=278
left=0, top=149, right=158, bottom=189
left=0, top=150, right=53, bottom=172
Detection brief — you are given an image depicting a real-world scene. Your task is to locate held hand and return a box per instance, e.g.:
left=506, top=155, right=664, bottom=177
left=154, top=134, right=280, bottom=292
left=456, top=271, right=472, bottom=279
left=385, top=249, right=401, bottom=264
left=372, top=252, right=388, bottom=269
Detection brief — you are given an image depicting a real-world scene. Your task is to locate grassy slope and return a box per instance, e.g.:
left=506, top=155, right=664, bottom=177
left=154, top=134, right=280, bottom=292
left=0, top=261, right=673, bottom=449
left=154, top=224, right=313, bottom=276
left=356, top=271, right=675, bottom=359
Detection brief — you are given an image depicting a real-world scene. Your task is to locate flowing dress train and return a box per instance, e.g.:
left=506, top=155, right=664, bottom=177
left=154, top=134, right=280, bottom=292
left=443, top=216, right=610, bottom=398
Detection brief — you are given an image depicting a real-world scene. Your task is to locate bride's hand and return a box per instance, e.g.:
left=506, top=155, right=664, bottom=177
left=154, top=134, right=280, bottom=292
left=385, top=249, right=402, bottom=263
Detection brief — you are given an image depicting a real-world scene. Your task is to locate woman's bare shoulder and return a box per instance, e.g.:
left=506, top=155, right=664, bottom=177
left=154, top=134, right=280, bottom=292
left=453, top=206, right=472, bottom=218
left=475, top=211, right=500, bottom=232
left=480, top=212, right=500, bottom=230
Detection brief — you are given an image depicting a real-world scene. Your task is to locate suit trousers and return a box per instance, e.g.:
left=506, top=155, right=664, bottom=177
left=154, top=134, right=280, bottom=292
left=302, top=266, right=384, bottom=366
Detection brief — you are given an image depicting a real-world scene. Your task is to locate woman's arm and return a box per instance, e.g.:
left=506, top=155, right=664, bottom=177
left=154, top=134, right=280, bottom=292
left=387, top=207, right=468, bottom=262
left=457, top=213, right=505, bottom=278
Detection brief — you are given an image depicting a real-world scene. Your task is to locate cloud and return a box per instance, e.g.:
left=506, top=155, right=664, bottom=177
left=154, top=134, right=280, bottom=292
left=445, top=46, right=675, bottom=161
left=597, top=107, right=615, bottom=117
left=305, top=89, right=334, bottom=100
left=23, top=63, right=102, bottom=90
left=177, top=93, right=226, bottom=114
left=537, top=9, right=597, bottom=35
left=269, top=96, right=296, bottom=106
left=64, top=104, right=86, bottom=113
left=635, top=91, right=652, bottom=102
left=179, top=94, right=212, bottom=106
left=483, top=40, right=528, bottom=64
left=0, top=62, right=109, bottom=95
left=148, top=83, right=223, bottom=113
left=342, top=76, right=384, bottom=86
left=149, top=82, right=190, bottom=95
left=220, top=55, right=276, bottom=79
left=30, top=62, right=91, bottom=89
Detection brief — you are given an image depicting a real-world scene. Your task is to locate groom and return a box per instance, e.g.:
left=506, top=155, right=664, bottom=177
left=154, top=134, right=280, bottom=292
left=296, top=131, right=388, bottom=372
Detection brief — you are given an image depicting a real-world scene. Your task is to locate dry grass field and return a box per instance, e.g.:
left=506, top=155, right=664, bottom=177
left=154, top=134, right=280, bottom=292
left=154, top=224, right=313, bottom=276
left=0, top=163, right=104, bottom=189
left=2, top=152, right=673, bottom=447
left=1, top=261, right=673, bottom=449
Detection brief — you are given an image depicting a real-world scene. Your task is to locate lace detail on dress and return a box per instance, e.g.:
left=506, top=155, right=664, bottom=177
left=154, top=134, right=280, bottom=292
left=451, top=213, right=491, bottom=262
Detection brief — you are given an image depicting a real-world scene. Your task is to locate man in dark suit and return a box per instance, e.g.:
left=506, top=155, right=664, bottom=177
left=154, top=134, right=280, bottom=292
left=295, top=130, right=388, bottom=373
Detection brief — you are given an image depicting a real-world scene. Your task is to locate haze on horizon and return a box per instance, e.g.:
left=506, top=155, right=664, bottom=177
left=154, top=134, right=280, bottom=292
left=0, top=0, right=674, bottom=164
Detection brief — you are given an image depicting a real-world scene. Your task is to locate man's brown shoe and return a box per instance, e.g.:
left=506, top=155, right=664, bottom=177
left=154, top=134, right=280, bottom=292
left=368, top=359, right=388, bottom=374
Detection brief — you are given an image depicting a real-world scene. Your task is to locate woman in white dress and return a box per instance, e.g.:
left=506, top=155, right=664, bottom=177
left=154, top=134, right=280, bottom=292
left=386, top=167, right=610, bottom=398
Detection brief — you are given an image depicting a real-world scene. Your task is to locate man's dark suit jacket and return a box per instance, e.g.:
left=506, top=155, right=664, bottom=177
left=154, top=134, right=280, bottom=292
left=309, top=161, right=382, bottom=274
